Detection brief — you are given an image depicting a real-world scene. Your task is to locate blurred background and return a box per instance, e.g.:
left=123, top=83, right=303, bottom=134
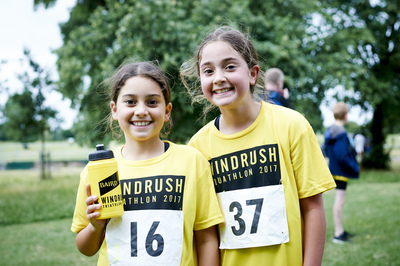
left=0, top=1, right=399, bottom=265
left=1, top=0, right=399, bottom=173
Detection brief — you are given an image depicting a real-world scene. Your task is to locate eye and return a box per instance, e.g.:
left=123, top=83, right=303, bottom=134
left=226, top=64, right=236, bottom=70
left=125, top=99, right=136, bottom=105
left=147, top=99, right=158, bottom=106
left=202, top=68, right=214, bottom=75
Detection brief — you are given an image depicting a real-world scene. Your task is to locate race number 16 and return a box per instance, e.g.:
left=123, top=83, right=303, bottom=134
left=131, top=221, right=164, bottom=257
left=229, top=198, right=264, bottom=236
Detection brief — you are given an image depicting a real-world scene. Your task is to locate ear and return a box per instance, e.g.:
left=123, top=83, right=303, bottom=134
left=249, top=65, right=260, bottom=85
left=164, top=102, right=172, bottom=122
left=110, top=101, right=118, bottom=120
left=277, top=79, right=284, bottom=90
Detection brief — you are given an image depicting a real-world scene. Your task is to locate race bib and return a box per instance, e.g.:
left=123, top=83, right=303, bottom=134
left=106, top=210, right=183, bottom=265
left=218, top=185, right=289, bottom=249
left=106, top=175, right=185, bottom=265
left=209, top=144, right=289, bottom=249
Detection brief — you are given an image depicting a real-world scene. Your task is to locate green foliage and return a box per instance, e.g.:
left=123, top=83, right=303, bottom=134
left=0, top=124, right=6, bottom=140
left=34, top=0, right=400, bottom=163
left=33, top=0, right=56, bottom=9
left=362, top=144, right=391, bottom=170
left=320, top=0, right=400, bottom=168
left=346, top=121, right=360, bottom=134
left=36, top=0, right=348, bottom=146
left=2, top=49, right=57, bottom=144
left=3, top=90, right=38, bottom=143
left=2, top=49, right=58, bottom=178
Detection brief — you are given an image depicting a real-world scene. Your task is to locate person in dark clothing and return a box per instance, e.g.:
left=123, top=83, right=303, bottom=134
left=263, top=68, right=293, bottom=109
left=324, top=102, right=359, bottom=244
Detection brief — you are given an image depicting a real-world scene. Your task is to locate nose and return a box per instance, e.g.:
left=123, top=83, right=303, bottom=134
left=213, top=69, right=226, bottom=85
left=135, top=102, right=148, bottom=117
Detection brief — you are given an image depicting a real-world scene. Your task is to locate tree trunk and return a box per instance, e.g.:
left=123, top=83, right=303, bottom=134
left=364, top=103, right=390, bottom=169
left=40, top=127, right=47, bottom=180
left=40, top=151, right=46, bottom=180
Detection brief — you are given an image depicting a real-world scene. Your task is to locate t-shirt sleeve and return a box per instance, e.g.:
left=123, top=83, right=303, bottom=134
left=194, top=153, right=224, bottom=231
left=71, top=167, right=90, bottom=233
left=291, top=125, right=336, bottom=199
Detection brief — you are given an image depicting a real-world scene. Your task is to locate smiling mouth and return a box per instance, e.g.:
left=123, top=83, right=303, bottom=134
left=214, top=87, right=233, bottom=94
left=132, top=121, right=151, bottom=126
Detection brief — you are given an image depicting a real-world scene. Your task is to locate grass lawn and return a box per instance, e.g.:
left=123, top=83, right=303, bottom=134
left=0, top=167, right=98, bottom=265
left=0, top=141, right=93, bottom=163
left=0, top=141, right=121, bottom=163
left=322, top=171, right=400, bottom=265
left=0, top=218, right=97, bottom=266
left=0, top=159, right=399, bottom=264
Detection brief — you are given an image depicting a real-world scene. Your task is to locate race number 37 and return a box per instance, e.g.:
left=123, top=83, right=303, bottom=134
left=229, top=199, right=263, bottom=236
left=218, top=185, right=289, bottom=249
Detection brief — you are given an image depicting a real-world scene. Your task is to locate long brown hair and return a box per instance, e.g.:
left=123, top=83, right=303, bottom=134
left=180, top=26, right=264, bottom=118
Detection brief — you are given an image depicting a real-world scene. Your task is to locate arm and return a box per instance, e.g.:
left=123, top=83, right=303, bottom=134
left=300, top=193, right=326, bottom=266
left=194, top=226, right=220, bottom=266
left=332, top=136, right=359, bottom=176
left=283, top=88, right=290, bottom=99
left=75, top=184, right=108, bottom=256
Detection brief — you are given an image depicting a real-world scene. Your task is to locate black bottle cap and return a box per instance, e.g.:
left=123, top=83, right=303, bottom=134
left=89, top=144, right=114, bottom=161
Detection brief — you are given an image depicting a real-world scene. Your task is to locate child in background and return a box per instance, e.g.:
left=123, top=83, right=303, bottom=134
left=71, top=61, right=223, bottom=265
left=181, top=26, right=335, bottom=266
left=263, top=67, right=292, bottom=109
left=324, top=102, right=359, bottom=244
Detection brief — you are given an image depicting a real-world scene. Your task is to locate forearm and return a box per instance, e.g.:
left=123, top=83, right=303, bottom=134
left=300, top=194, right=327, bottom=266
left=195, top=226, right=220, bottom=266
left=76, top=223, right=105, bottom=256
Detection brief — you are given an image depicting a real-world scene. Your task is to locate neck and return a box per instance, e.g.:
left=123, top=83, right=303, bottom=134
left=122, top=138, right=165, bottom=161
left=219, top=100, right=261, bottom=134
left=334, top=120, right=346, bottom=127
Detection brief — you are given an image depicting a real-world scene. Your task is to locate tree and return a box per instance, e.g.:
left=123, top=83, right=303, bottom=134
left=320, top=0, right=400, bottom=168
left=3, top=90, right=38, bottom=144
left=2, top=49, right=57, bottom=179
left=35, top=0, right=345, bottom=147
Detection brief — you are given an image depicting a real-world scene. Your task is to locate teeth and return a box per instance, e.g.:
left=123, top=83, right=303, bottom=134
left=133, top=121, right=150, bottom=126
left=214, top=88, right=231, bottom=94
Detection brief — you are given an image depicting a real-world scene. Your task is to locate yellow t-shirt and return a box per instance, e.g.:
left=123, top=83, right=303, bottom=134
left=189, top=102, right=336, bottom=266
left=71, top=142, right=224, bottom=265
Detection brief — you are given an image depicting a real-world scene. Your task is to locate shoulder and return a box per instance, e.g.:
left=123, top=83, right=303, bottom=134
left=263, top=102, right=310, bottom=128
left=112, top=146, right=125, bottom=163
left=169, top=142, right=209, bottom=161
left=188, top=120, right=215, bottom=145
left=171, top=142, right=200, bottom=153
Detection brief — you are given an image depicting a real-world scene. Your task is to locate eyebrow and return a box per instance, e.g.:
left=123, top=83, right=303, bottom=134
left=121, top=93, right=162, bottom=98
left=200, top=57, right=240, bottom=69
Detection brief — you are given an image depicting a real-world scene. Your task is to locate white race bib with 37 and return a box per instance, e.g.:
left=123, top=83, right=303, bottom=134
left=218, top=185, right=289, bottom=249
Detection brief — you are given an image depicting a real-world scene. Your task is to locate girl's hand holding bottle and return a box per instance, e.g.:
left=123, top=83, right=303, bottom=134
left=85, top=183, right=108, bottom=231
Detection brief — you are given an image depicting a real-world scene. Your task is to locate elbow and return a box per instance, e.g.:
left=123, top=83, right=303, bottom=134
left=75, top=232, right=101, bottom=257
left=76, top=244, right=98, bottom=257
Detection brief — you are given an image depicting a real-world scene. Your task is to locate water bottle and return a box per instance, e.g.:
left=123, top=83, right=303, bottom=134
left=87, top=144, right=124, bottom=219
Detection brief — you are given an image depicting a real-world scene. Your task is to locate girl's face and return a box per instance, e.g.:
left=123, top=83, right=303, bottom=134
left=199, top=41, right=259, bottom=109
left=110, top=76, right=172, bottom=144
